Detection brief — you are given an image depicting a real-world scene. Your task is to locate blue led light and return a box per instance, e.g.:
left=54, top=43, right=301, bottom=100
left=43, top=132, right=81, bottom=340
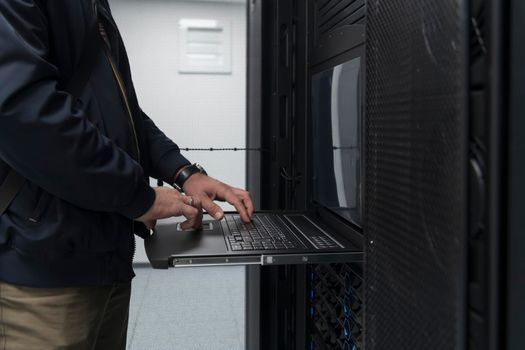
left=343, top=319, right=350, bottom=338
left=344, top=303, right=350, bottom=317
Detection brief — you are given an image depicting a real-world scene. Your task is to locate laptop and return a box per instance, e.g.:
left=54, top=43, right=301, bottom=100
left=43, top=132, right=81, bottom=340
left=145, top=210, right=362, bottom=268
left=145, top=55, right=364, bottom=268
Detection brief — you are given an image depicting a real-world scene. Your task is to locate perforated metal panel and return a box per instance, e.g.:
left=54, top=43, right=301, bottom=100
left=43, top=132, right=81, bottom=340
left=365, top=0, right=468, bottom=349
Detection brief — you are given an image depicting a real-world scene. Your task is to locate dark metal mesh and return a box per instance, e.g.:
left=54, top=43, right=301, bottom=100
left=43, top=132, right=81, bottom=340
left=309, top=263, right=364, bottom=350
left=365, top=0, right=468, bottom=349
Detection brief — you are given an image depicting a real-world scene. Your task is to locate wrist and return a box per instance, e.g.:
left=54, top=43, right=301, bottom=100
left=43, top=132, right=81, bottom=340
left=173, top=163, right=207, bottom=191
left=174, top=164, right=191, bottom=181
left=182, top=173, right=208, bottom=193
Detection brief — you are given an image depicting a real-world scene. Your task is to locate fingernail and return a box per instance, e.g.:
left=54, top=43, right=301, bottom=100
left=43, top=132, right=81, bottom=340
left=214, top=212, right=223, bottom=220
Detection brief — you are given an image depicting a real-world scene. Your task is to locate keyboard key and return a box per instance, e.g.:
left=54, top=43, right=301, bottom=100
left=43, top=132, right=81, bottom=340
left=224, top=214, right=303, bottom=251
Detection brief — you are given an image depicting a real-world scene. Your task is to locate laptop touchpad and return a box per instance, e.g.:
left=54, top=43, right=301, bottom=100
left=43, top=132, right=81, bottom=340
left=176, top=221, right=214, bottom=232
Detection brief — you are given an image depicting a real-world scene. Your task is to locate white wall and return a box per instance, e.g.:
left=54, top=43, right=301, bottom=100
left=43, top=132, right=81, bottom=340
left=109, top=0, right=247, bottom=262
left=110, top=0, right=246, bottom=195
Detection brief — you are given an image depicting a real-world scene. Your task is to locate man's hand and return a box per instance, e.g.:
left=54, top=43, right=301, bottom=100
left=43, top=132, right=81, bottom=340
left=136, top=187, right=202, bottom=230
left=182, top=173, right=254, bottom=223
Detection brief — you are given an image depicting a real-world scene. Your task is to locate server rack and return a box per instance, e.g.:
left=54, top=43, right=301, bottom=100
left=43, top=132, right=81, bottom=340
left=246, top=0, right=523, bottom=349
left=306, top=2, right=366, bottom=348
left=248, top=1, right=367, bottom=349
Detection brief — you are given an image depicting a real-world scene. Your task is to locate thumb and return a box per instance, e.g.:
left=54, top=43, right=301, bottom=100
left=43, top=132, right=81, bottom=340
left=201, top=196, right=224, bottom=221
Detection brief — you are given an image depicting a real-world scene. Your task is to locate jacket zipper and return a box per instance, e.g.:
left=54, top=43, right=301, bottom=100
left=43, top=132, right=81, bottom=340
left=94, top=1, right=138, bottom=264
left=94, top=0, right=140, bottom=162
left=104, top=49, right=141, bottom=163
left=101, top=40, right=140, bottom=262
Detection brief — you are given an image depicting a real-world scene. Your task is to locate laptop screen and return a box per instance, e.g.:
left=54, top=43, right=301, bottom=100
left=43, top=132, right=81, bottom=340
left=311, top=56, right=363, bottom=227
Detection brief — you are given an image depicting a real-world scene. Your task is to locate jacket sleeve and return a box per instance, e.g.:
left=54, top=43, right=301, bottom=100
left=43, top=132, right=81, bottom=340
left=141, top=110, right=191, bottom=185
left=0, top=0, right=155, bottom=219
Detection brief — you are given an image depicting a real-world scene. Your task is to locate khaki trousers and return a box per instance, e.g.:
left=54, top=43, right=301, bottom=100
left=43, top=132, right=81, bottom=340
left=0, top=281, right=131, bottom=350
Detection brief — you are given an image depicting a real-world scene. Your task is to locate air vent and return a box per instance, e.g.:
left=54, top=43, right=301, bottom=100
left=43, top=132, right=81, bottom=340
left=316, top=0, right=366, bottom=38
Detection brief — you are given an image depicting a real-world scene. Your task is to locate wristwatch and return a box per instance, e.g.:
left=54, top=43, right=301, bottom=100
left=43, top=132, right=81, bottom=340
left=173, top=163, right=207, bottom=191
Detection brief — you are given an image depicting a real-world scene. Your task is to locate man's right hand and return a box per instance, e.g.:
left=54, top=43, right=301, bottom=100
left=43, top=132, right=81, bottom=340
left=135, top=187, right=202, bottom=230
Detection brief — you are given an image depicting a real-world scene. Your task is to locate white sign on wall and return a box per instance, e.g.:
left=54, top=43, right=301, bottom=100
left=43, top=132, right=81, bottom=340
left=178, top=18, right=232, bottom=74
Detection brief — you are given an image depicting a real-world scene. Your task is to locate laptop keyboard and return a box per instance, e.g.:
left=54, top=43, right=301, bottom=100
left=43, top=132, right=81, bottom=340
left=225, top=214, right=302, bottom=251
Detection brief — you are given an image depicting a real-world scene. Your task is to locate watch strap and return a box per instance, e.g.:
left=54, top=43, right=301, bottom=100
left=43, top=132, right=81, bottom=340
left=173, top=163, right=207, bottom=191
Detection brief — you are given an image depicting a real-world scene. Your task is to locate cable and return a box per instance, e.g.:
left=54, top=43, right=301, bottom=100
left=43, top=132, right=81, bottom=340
left=280, top=167, right=302, bottom=181
left=180, top=147, right=269, bottom=152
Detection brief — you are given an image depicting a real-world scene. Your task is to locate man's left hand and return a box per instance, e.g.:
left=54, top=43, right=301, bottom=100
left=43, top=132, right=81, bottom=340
left=182, top=173, right=254, bottom=223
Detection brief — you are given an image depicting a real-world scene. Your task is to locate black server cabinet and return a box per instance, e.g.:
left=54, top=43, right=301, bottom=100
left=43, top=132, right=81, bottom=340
left=363, top=0, right=518, bottom=349
left=248, top=1, right=311, bottom=349
left=251, top=1, right=367, bottom=349
left=256, top=2, right=311, bottom=349
left=248, top=0, right=523, bottom=349
left=365, top=0, right=469, bottom=348
left=306, top=1, right=366, bottom=349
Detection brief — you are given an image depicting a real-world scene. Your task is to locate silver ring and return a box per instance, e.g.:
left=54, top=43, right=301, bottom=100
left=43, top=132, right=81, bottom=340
left=188, top=196, right=194, bottom=206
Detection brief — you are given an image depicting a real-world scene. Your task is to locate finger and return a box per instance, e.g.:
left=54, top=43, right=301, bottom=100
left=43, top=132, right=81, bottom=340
left=182, top=195, right=194, bottom=207
left=200, top=196, right=224, bottom=221
left=180, top=215, right=202, bottom=230
left=180, top=203, right=199, bottom=227
left=180, top=215, right=197, bottom=231
left=234, top=189, right=254, bottom=218
left=171, top=198, right=199, bottom=228
left=224, top=191, right=250, bottom=223
left=180, top=219, right=196, bottom=231
left=191, top=195, right=203, bottom=229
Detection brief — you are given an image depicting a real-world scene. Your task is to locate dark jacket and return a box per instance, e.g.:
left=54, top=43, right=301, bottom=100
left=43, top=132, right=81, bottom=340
left=0, top=0, right=189, bottom=287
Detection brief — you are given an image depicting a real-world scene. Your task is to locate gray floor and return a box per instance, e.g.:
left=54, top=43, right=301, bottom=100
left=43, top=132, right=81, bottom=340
left=127, top=265, right=246, bottom=350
